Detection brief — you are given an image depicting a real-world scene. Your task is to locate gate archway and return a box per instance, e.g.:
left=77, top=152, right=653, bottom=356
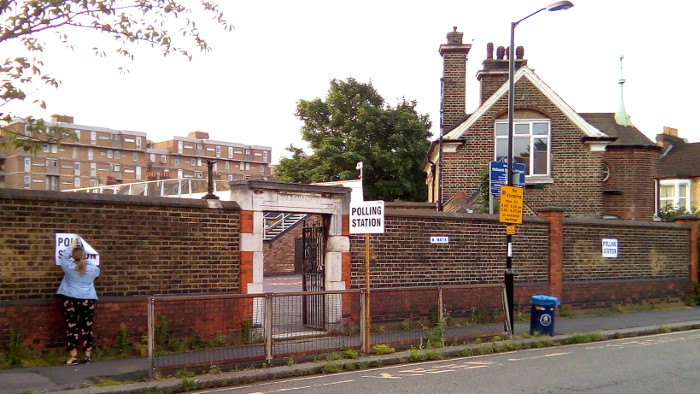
left=229, top=180, right=351, bottom=327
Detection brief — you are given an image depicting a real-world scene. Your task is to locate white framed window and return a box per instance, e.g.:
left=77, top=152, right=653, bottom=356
left=228, top=146, right=233, bottom=158
left=46, top=159, right=58, bottom=167
left=216, top=146, right=221, bottom=158
left=74, top=130, right=80, bottom=141
left=660, top=179, right=691, bottom=212
left=160, top=155, right=167, bottom=164
left=228, top=174, right=233, bottom=181
left=136, top=137, right=142, bottom=149
left=90, top=131, right=96, bottom=145
left=90, top=179, right=98, bottom=187
left=178, top=141, right=183, bottom=154
left=197, top=158, right=202, bottom=167
left=107, top=150, right=114, bottom=158
left=174, top=157, right=180, bottom=167
left=149, top=154, right=155, bottom=163
left=178, top=169, right=183, bottom=178
left=133, top=152, right=138, bottom=162
left=245, top=149, right=251, bottom=155
left=90, top=163, right=97, bottom=177
left=24, top=157, right=31, bottom=172
left=112, top=163, right=121, bottom=172
left=42, top=144, right=49, bottom=153
left=74, top=162, right=81, bottom=176
left=213, top=162, right=218, bottom=171
left=74, top=177, right=80, bottom=188
left=51, top=144, right=57, bottom=153
left=88, top=148, right=93, bottom=161
left=23, top=175, right=30, bottom=188
left=72, top=147, right=78, bottom=159
left=245, top=162, right=250, bottom=171
left=495, top=120, right=551, bottom=177
left=115, top=150, right=121, bottom=159
left=191, top=158, right=196, bottom=166
left=225, top=161, right=230, bottom=170
left=196, top=171, right=203, bottom=178
left=263, top=151, right=268, bottom=162
left=46, top=175, right=59, bottom=191
left=259, top=165, right=264, bottom=173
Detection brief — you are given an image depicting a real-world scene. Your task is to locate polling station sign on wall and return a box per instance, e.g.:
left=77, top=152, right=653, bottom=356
left=55, top=233, right=100, bottom=265
left=350, top=201, right=385, bottom=234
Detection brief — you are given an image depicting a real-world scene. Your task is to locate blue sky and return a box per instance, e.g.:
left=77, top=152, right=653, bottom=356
left=5, top=0, right=697, bottom=163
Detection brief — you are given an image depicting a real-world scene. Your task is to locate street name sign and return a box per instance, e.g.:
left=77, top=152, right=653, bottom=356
left=490, top=158, right=526, bottom=195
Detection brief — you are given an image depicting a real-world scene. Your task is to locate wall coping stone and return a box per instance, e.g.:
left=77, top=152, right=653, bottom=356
left=537, top=206, right=566, bottom=213
left=676, top=214, right=700, bottom=221
left=563, top=277, right=689, bottom=285
left=564, top=216, right=687, bottom=230
left=385, top=208, right=548, bottom=224
left=0, top=188, right=240, bottom=210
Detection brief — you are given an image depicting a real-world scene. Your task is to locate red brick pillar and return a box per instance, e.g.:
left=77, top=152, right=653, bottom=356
left=537, top=207, right=565, bottom=300
left=675, top=215, right=700, bottom=289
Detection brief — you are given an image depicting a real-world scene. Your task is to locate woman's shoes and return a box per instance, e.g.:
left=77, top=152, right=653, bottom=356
left=81, top=356, right=92, bottom=364
left=65, top=357, right=79, bottom=365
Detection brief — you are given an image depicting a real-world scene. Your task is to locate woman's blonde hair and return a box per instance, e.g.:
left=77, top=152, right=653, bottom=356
left=72, top=247, right=87, bottom=275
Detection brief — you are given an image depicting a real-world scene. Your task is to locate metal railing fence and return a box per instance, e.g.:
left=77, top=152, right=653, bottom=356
left=147, top=285, right=506, bottom=377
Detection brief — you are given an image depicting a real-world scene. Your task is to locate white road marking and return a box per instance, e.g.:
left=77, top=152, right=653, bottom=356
left=508, top=352, right=571, bottom=361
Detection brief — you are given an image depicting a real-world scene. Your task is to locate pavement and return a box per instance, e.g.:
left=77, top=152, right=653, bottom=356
left=1, top=306, right=699, bottom=394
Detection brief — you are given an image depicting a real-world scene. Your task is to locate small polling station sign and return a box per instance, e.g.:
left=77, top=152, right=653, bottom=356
left=55, top=233, right=100, bottom=265
left=350, top=200, right=385, bottom=234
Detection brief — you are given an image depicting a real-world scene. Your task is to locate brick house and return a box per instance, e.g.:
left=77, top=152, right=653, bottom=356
left=424, top=28, right=660, bottom=220
left=656, top=126, right=700, bottom=214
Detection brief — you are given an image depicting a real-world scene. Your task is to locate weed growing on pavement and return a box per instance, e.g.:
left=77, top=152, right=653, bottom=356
left=116, top=326, right=130, bottom=356
left=373, top=344, right=395, bottom=354
left=286, top=357, right=295, bottom=366
left=409, top=346, right=427, bottom=362
left=208, top=365, right=221, bottom=374
left=180, top=376, right=197, bottom=391
left=326, top=352, right=342, bottom=362
left=322, top=361, right=340, bottom=373
left=567, top=332, right=603, bottom=344
left=343, top=362, right=357, bottom=370
left=558, top=305, right=571, bottom=317
left=5, top=330, right=25, bottom=367
left=658, top=326, right=671, bottom=333
left=342, top=348, right=359, bottom=359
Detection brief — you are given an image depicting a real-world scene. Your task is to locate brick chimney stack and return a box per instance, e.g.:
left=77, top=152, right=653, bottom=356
left=476, top=43, right=527, bottom=105
left=439, top=27, right=471, bottom=132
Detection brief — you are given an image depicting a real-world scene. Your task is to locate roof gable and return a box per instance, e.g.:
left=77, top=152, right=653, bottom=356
left=444, top=66, right=608, bottom=140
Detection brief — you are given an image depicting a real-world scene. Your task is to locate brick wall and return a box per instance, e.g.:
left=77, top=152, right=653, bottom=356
left=0, top=188, right=241, bottom=349
left=603, top=147, right=660, bottom=220
left=349, top=209, right=550, bottom=288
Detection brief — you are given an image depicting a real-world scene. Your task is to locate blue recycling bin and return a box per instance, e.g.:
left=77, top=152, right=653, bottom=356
left=530, top=295, right=559, bottom=336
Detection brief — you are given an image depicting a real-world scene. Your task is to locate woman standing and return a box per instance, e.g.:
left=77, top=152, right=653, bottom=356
left=57, top=238, right=100, bottom=365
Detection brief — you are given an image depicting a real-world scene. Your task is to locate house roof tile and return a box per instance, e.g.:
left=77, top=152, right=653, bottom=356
left=659, top=142, right=700, bottom=178
left=578, top=113, right=655, bottom=147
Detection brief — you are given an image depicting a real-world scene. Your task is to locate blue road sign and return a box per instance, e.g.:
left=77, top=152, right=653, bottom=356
left=490, top=158, right=525, bottom=195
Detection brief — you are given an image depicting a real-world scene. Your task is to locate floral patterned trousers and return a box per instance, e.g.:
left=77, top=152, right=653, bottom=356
left=61, top=296, right=96, bottom=352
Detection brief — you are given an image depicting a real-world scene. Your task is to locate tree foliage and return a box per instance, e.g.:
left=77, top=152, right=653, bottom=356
left=0, top=0, right=232, bottom=151
left=274, top=78, right=432, bottom=201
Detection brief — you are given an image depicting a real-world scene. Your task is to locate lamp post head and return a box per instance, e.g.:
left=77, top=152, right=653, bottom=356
left=546, top=1, right=574, bottom=11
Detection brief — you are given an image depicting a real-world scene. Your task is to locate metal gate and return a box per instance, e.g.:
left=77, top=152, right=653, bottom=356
left=302, top=225, right=325, bottom=330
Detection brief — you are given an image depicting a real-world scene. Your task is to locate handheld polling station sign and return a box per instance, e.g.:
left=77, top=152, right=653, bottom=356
left=55, top=233, right=100, bottom=265
left=350, top=201, right=385, bottom=234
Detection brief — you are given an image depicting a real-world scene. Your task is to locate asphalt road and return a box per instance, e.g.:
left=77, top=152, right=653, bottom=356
left=195, top=329, right=700, bottom=394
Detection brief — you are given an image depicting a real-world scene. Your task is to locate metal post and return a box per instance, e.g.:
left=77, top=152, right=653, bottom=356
left=364, top=233, right=371, bottom=353
left=437, top=287, right=444, bottom=324
left=147, top=296, right=155, bottom=379
left=360, top=290, right=367, bottom=353
left=202, top=160, right=219, bottom=200
left=505, top=20, right=517, bottom=336
left=265, top=294, right=273, bottom=363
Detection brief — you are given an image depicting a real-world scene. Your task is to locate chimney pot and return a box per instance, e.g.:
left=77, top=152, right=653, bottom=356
left=516, top=46, right=524, bottom=59
left=486, top=43, right=494, bottom=59
left=496, top=46, right=505, bottom=60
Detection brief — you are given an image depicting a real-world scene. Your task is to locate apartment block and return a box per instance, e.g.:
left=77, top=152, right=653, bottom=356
left=0, top=115, right=272, bottom=191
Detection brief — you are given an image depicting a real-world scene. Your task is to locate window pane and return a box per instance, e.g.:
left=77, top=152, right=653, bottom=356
left=514, top=124, right=529, bottom=135
left=679, top=183, right=688, bottom=195
left=513, top=137, right=530, bottom=169
left=495, top=123, right=508, bottom=136
left=660, top=185, right=673, bottom=198
left=532, top=138, right=548, bottom=175
left=533, top=123, right=549, bottom=135
left=678, top=198, right=688, bottom=211
left=495, top=138, right=508, bottom=160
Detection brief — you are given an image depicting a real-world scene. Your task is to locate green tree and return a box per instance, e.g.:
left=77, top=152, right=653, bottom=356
left=1, top=0, right=232, bottom=152
left=274, top=78, right=432, bottom=201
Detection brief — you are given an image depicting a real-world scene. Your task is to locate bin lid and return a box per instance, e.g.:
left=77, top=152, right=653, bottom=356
left=531, top=295, right=559, bottom=306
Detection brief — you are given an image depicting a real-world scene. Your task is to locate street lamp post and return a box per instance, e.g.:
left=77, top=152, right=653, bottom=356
left=505, top=1, right=573, bottom=334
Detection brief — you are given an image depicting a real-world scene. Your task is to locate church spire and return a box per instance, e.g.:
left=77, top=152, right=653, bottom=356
left=614, top=55, right=633, bottom=126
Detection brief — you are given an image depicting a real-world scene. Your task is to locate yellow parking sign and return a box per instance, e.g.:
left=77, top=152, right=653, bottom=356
left=499, top=185, right=523, bottom=224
